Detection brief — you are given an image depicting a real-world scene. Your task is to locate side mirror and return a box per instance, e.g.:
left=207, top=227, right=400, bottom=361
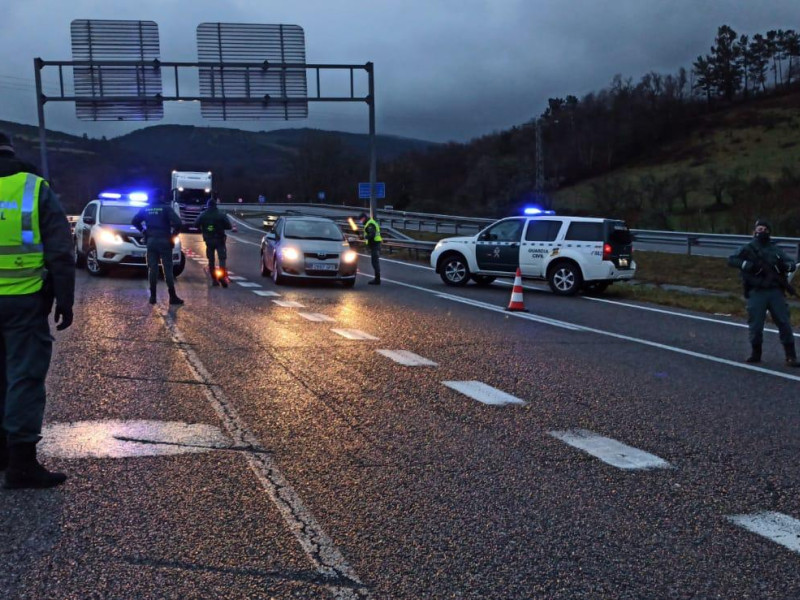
left=265, top=232, right=277, bottom=241
left=83, top=216, right=95, bottom=225
left=346, top=235, right=358, bottom=244
left=478, top=232, right=488, bottom=241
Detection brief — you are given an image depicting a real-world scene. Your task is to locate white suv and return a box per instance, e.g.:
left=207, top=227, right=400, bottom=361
left=73, top=196, right=186, bottom=277
left=431, top=215, right=636, bottom=295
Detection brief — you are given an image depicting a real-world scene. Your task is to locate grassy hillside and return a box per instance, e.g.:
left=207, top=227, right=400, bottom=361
left=553, top=91, right=800, bottom=233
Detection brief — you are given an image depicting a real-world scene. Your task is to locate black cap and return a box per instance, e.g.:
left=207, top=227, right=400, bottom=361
left=755, top=219, right=772, bottom=232
left=0, top=132, right=14, bottom=155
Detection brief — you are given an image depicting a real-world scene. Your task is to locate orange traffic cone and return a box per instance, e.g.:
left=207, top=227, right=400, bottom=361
left=506, top=268, right=528, bottom=312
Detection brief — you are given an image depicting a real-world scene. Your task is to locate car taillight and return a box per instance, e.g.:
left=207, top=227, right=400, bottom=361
left=602, top=243, right=612, bottom=260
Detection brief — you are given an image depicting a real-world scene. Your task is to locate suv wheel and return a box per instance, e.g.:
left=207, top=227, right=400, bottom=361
left=260, top=250, right=270, bottom=277
left=172, top=251, right=186, bottom=278
left=74, top=240, right=86, bottom=269
left=86, top=244, right=107, bottom=277
left=548, top=261, right=582, bottom=296
left=439, top=253, right=470, bottom=286
left=271, top=254, right=285, bottom=285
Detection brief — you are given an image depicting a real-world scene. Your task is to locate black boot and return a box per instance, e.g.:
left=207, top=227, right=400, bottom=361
left=745, top=344, right=762, bottom=363
left=168, top=288, right=184, bottom=305
left=3, top=443, right=67, bottom=489
left=148, top=287, right=157, bottom=304
left=367, top=277, right=381, bottom=285
left=784, top=343, right=800, bottom=367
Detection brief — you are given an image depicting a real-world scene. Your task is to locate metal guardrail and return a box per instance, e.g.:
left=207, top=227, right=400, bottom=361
left=221, top=203, right=800, bottom=261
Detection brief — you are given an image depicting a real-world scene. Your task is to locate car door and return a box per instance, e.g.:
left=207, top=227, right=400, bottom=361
left=520, top=219, right=564, bottom=277
left=79, top=202, right=98, bottom=252
left=475, top=218, right=525, bottom=273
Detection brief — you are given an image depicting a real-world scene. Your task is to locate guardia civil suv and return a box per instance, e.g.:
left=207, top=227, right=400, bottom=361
left=431, top=212, right=636, bottom=295
left=73, top=193, right=186, bottom=277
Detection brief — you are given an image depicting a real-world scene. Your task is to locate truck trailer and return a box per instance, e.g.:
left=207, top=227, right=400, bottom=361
left=171, top=171, right=212, bottom=231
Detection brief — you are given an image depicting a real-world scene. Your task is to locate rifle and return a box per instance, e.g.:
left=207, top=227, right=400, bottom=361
left=752, top=253, right=799, bottom=298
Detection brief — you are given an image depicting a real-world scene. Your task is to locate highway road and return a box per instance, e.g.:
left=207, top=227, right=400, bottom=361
left=2, top=218, right=799, bottom=599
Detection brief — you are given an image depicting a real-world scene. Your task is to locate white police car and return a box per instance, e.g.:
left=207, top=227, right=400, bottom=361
left=431, top=211, right=636, bottom=295
left=73, top=192, right=186, bottom=277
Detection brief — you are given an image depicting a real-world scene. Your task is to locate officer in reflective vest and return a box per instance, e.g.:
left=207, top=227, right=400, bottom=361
left=0, top=132, right=74, bottom=489
left=193, top=192, right=232, bottom=287
left=358, top=212, right=382, bottom=285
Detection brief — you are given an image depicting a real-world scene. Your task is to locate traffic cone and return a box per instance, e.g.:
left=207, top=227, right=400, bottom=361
left=506, top=268, right=528, bottom=312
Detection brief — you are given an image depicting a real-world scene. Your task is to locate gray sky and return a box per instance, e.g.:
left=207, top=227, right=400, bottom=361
left=0, top=0, right=796, bottom=143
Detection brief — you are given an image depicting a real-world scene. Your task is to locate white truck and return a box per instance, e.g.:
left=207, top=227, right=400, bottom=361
left=171, top=170, right=212, bottom=231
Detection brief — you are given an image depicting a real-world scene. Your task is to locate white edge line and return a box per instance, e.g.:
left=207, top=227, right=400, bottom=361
left=728, top=511, right=800, bottom=554
left=379, top=276, right=800, bottom=383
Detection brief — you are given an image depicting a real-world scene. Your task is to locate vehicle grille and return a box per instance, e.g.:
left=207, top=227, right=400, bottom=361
left=303, top=252, right=339, bottom=260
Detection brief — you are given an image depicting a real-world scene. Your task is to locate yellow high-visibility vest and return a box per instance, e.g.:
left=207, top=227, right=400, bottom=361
left=0, top=172, right=45, bottom=295
left=364, top=218, right=383, bottom=243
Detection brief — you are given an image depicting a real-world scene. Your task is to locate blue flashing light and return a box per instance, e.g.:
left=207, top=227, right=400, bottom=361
left=523, top=207, right=556, bottom=216
left=128, top=192, right=149, bottom=202
left=99, top=192, right=122, bottom=199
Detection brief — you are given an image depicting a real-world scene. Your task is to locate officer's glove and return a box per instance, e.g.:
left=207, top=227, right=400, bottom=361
left=54, top=305, right=73, bottom=331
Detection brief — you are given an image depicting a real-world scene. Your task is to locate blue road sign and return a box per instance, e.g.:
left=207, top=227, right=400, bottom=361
left=358, top=182, right=385, bottom=199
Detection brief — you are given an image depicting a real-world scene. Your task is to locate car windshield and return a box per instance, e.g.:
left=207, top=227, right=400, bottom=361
left=284, top=220, right=343, bottom=241
left=100, top=205, right=140, bottom=225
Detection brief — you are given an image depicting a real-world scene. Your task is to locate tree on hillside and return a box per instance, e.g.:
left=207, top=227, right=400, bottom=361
left=737, top=34, right=751, bottom=97
left=783, top=29, right=800, bottom=87
left=710, top=25, right=742, bottom=101
left=692, top=55, right=714, bottom=104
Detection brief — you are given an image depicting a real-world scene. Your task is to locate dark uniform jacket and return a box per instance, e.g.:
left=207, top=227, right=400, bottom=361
left=132, top=203, right=182, bottom=241
left=728, top=239, right=796, bottom=292
left=193, top=206, right=232, bottom=242
left=0, top=154, right=74, bottom=311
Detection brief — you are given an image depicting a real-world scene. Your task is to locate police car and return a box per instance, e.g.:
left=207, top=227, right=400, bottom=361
left=431, top=210, right=636, bottom=295
left=73, top=192, right=186, bottom=277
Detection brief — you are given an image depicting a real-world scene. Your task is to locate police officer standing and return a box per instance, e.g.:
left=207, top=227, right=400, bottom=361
left=728, top=219, right=799, bottom=366
left=132, top=189, right=184, bottom=305
left=194, top=192, right=232, bottom=287
left=358, top=212, right=382, bottom=285
left=0, top=131, right=74, bottom=489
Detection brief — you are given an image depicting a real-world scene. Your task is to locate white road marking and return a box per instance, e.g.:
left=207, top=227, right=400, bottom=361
left=228, top=214, right=268, bottom=234
left=728, top=512, right=800, bottom=554
left=226, top=233, right=261, bottom=247
left=376, top=349, right=438, bottom=366
left=548, top=429, right=671, bottom=470
left=160, top=312, right=367, bottom=598
left=228, top=275, right=247, bottom=281
left=236, top=282, right=263, bottom=288
left=331, top=328, right=379, bottom=340
left=442, top=380, right=525, bottom=406
left=381, top=277, right=800, bottom=382
left=39, top=420, right=230, bottom=459
left=252, top=290, right=281, bottom=297
left=298, top=312, right=336, bottom=322
left=273, top=300, right=306, bottom=308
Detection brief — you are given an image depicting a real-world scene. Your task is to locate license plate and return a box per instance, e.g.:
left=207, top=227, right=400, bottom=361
left=618, top=258, right=629, bottom=268
left=307, top=263, right=337, bottom=271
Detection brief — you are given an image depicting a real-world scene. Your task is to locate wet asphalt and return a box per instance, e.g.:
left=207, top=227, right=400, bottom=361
left=1, top=223, right=799, bottom=599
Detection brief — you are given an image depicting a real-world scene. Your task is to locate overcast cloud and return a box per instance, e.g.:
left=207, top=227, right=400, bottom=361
left=0, top=0, right=796, bottom=143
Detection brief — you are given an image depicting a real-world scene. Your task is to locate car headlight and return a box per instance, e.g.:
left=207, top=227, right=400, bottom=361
left=342, top=250, right=358, bottom=264
left=173, top=236, right=180, bottom=246
left=98, top=228, right=123, bottom=244
left=282, top=247, right=300, bottom=261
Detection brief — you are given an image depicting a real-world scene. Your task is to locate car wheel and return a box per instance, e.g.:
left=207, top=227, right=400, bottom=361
left=172, top=251, right=186, bottom=278
left=548, top=261, right=583, bottom=296
left=260, top=250, right=270, bottom=277
left=582, top=281, right=610, bottom=295
left=471, top=275, right=496, bottom=286
left=439, top=253, right=470, bottom=286
left=271, top=254, right=285, bottom=285
left=86, top=244, right=107, bottom=277
left=74, top=240, right=86, bottom=269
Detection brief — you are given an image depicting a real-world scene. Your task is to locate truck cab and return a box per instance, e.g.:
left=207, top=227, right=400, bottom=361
left=171, top=171, right=212, bottom=231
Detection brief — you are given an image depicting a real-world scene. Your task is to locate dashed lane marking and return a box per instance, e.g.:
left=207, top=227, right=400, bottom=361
left=728, top=512, right=800, bottom=554
left=272, top=300, right=306, bottom=308
left=331, top=329, right=379, bottom=341
left=236, top=282, right=263, bottom=288
left=376, top=350, right=438, bottom=367
left=252, top=290, right=281, bottom=297
left=228, top=275, right=247, bottom=281
left=298, top=312, right=336, bottom=322
left=548, top=429, right=671, bottom=470
left=160, top=312, right=369, bottom=599
left=442, top=380, right=525, bottom=406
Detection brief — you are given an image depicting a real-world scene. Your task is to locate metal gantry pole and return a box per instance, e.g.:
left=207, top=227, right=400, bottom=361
left=367, top=61, right=376, bottom=219
left=34, top=58, right=50, bottom=180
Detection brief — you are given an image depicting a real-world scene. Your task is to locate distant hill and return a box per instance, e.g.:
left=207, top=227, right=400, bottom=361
left=0, top=120, right=438, bottom=213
